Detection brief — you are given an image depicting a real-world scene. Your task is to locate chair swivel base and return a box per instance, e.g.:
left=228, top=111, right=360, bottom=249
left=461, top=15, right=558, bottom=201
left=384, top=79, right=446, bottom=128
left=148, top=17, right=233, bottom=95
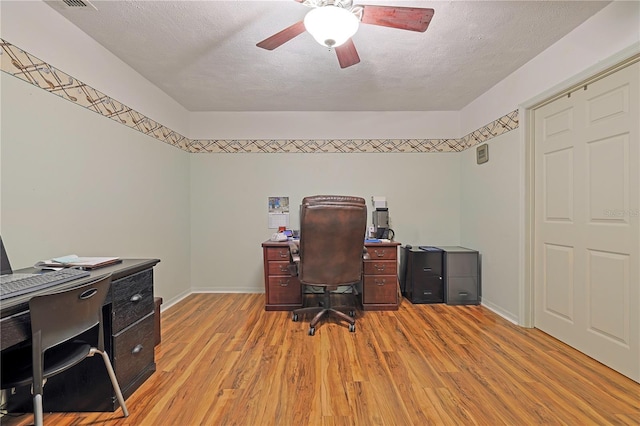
left=292, top=302, right=356, bottom=335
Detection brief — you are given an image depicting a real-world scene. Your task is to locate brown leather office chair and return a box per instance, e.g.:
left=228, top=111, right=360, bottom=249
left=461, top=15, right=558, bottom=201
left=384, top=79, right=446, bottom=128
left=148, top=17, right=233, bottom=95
left=289, top=195, right=368, bottom=335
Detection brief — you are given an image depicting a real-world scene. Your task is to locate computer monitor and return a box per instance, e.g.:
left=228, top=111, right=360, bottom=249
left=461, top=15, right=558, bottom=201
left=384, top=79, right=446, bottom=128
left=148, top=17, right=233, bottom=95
left=1, top=236, right=14, bottom=275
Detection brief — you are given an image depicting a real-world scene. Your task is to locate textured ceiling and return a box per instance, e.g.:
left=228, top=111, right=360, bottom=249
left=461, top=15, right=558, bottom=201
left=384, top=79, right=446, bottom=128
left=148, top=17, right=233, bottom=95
left=44, top=0, right=611, bottom=112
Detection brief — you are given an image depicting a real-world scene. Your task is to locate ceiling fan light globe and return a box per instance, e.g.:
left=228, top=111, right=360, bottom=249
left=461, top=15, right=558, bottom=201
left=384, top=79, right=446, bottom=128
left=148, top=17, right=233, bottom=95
left=304, top=6, right=359, bottom=48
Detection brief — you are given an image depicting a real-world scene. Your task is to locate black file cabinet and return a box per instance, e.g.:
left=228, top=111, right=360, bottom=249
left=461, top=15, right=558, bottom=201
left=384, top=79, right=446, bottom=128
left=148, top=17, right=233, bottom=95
left=438, top=246, right=480, bottom=305
left=399, top=246, right=444, bottom=304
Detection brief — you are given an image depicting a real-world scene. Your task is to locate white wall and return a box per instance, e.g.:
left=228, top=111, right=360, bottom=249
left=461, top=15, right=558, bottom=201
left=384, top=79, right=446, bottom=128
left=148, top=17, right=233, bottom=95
left=458, top=1, right=640, bottom=324
left=0, top=0, right=195, bottom=305
left=460, top=1, right=640, bottom=135
left=3, top=0, right=639, bottom=324
left=190, top=152, right=461, bottom=292
left=190, top=111, right=460, bottom=139
left=460, top=132, right=520, bottom=322
left=0, top=73, right=192, bottom=305
left=0, top=0, right=190, bottom=135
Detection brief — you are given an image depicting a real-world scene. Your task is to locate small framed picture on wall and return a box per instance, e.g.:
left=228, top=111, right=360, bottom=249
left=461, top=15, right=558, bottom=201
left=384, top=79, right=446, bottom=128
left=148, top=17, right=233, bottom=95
left=476, top=144, right=489, bottom=164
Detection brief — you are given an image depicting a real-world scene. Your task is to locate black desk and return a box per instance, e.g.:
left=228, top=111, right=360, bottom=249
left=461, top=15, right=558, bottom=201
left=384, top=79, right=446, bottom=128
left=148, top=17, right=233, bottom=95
left=1, top=258, right=160, bottom=412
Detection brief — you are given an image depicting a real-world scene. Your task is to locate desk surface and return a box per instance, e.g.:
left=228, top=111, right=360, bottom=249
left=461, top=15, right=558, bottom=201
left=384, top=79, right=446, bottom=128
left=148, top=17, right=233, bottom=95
left=0, top=258, right=160, bottom=319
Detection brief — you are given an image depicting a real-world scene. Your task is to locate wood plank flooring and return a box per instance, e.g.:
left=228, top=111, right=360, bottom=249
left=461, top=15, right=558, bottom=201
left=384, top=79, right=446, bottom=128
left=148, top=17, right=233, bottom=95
left=2, top=293, right=639, bottom=425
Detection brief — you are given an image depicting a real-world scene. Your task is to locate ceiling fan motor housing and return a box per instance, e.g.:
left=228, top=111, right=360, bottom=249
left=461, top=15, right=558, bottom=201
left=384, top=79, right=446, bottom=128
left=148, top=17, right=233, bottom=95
left=303, top=0, right=355, bottom=9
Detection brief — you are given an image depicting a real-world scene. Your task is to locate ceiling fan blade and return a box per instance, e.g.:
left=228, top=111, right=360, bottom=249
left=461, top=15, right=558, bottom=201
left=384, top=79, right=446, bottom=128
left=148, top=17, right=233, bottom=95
left=360, top=6, right=434, bottom=32
left=256, top=21, right=306, bottom=50
left=335, top=39, right=360, bottom=69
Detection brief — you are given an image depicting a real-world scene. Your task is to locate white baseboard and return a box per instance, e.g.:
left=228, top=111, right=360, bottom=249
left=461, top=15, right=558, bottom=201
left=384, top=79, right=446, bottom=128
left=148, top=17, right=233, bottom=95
left=158, top=289, right=192, bottom=313
left=159, top=288, right=264, bottom=312
left=160, top=290, right=524, bottom=329
left=190, top=288, right=264, bottom=294
left=480, top=299, right=520, bottom=326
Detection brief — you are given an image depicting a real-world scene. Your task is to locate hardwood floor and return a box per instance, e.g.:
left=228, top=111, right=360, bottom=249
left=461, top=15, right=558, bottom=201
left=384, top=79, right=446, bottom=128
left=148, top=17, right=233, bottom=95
left=3, top=293, right=639, bottom=425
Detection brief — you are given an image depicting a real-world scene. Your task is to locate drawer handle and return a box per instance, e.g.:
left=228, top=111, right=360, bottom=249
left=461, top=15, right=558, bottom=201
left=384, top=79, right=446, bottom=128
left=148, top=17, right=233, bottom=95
left=278, top=250, right=288, bottom=258
left=131, top=344, right=144, bottom=354
left=374, top=264, right=386, bottom=272
left=279, top=266, right=289, bottom=273
left=279, top=280, right=290, bottom=287
left=375, top=279, right=386, bottom=286
left=423, top=267, right=432, bottom=272
left=130, top=293, right=143, bottom=303
left=458, top=292, right=469, bottom=296
left=79, top=288, right=98, bottom=300
left=374, top=250, right=385, bottom=258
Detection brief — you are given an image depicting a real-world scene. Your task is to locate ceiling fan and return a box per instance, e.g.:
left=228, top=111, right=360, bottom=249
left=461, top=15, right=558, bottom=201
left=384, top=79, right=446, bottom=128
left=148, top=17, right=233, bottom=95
left=256, top=0, right=435, bottom=69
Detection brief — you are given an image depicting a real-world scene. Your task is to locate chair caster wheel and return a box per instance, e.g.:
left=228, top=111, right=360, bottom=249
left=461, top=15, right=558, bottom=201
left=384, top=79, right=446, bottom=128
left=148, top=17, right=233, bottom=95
left=308, top=327, right=315, bottom=336
left=292, top=313, right=299, bottom=322
left=349, top=324, right=356, bottom=332
left=348, top=310, right=356, bottom=317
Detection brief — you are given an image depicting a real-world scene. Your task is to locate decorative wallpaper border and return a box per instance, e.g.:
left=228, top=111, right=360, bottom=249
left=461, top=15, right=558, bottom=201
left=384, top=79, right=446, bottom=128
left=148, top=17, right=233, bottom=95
left=1, top=39, right=519, bottom=153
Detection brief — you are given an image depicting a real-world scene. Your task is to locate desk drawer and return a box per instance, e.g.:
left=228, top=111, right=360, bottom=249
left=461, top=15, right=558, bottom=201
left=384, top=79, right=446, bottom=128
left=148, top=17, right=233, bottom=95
left=446, top=253, right=479, bottom=277
left=364, top=260, right=396, bottom=276
left=268, top=261, right=292, bottom=276
left=446, top=276, right=479, bottom=305
left=367, top=246, right=397, bottom=260
left=363, top=275, right=398, bottom=304
left=266, top=247, right=291, bottom=261
left=111, top=269, right=154, bottom=334
left=267, top=276, right=302, bottom=305
left=113, top=312, right=155, bottom=388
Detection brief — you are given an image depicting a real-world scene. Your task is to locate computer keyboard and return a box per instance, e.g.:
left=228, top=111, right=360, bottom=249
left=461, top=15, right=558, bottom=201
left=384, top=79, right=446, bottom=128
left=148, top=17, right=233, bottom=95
left=0, top=268, right=90, bottom=300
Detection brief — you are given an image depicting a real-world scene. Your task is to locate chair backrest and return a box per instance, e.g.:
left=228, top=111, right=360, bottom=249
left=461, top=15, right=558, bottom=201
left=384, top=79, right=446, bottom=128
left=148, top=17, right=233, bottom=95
left=29, top=273, right=112, bottom=353
left=298, top=195, right=367, bottom=286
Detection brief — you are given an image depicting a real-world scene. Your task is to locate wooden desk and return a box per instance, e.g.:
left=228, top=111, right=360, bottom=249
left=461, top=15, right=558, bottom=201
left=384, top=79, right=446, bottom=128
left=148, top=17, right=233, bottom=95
left=0, top=258, right=160, bottom=413
left=261, top=241, right=400, bottom=311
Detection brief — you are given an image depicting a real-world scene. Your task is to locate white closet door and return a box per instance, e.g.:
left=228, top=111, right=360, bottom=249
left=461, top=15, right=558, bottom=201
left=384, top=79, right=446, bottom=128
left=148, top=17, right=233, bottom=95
left=534, top=62, right=639, bottom=382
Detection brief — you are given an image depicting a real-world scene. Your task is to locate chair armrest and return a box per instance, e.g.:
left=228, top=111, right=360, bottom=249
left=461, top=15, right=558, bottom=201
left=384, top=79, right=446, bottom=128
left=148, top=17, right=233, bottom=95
left=288, top=241, right=300, bottom=262
left=362, top=246, right=370, bottom=260
left=288, top=241, right=300, bottom=276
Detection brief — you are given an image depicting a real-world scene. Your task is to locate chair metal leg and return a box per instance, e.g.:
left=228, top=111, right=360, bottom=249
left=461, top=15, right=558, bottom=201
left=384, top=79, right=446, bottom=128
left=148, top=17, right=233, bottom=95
left=328, top=308, right=355, bottom=325
left=33, top=393, right=43, bottom=426
left=309, top=309, right=329, bottom=328
left=91, top=348, right=129, bottom=417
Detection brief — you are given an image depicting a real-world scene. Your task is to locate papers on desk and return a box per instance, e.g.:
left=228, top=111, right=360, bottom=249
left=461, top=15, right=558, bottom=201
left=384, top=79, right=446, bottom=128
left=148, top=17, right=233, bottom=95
left=35, top=255, right=121, bottom=270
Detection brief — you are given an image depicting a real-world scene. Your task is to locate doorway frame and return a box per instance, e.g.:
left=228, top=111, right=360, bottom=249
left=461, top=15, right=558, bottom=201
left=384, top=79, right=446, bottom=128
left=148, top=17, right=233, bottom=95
left=519, top=43, right=640, bottom=328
